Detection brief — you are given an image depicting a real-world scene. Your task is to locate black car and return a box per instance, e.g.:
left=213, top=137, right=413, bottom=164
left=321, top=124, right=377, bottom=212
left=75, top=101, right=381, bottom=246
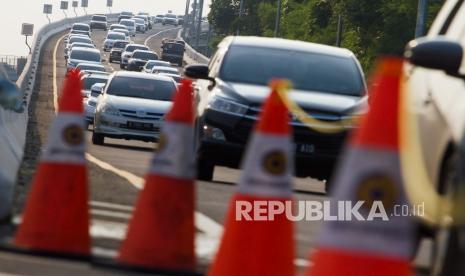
left=90, top=15, right=108, bottom=30
left=118, top=12, right=133, bottom=23
left=161, top=42, right=184, bottom=67
left=109, top=40, right=131, bottom=63
left=127, top=50, right=159, bottom=71
left=184, top=36, right=367, bottom=188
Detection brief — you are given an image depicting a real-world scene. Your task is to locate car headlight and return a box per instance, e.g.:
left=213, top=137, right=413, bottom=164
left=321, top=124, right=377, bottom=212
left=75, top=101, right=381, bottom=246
left=208, top=97, right=248, bottom=115
left=101, top=103, right=120, bottom=116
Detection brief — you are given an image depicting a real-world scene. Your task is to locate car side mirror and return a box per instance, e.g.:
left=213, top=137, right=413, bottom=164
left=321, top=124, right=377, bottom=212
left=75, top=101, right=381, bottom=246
left=405, top=36, right=464, bottom=77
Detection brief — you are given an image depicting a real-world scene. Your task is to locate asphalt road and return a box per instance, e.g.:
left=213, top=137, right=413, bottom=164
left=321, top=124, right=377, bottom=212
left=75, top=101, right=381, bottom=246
left=1, top=24, right=432, bottom=275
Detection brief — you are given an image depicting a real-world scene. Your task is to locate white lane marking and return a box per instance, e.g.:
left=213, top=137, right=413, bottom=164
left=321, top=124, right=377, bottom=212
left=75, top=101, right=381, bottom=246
left=85, top=153, right=144, bottom=189
left=89, top=200, right=134, bottom=212
left=144, top=27, right=181, bottom=46
left=52, top=35, right=66, bottom=113
left=90, top=209, right=131, bottom=220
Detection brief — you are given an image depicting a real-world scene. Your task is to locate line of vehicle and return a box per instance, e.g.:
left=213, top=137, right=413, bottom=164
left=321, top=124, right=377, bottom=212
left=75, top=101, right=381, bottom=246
left=52, top=30, right=311, bottom=268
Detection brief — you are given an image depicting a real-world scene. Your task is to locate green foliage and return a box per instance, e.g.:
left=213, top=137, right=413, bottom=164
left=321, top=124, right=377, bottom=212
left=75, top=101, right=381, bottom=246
left=208, top=0, right=444, bottom=72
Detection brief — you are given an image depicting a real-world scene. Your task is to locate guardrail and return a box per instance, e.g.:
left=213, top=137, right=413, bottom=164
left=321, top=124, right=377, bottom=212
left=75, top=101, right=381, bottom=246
left=0, top=14, right=117, bottom=220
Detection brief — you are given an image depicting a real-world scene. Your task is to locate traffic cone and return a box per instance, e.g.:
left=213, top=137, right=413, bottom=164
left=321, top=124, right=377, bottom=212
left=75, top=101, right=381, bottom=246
left=208, top=80, right=295, bottom=276
left=306, top=57, right=414, bottom=276
left=14, top=69, right=90, bottom=256
left=118, top=79, right=196, bottom=271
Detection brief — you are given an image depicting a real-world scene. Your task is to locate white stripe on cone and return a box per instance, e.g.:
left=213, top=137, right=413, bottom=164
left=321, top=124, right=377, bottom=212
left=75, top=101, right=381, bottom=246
left=317, top=146, right=415, bottom=259
left=149, top=121, right=195, bottom=180
left=41, top=112, right=86, bottom=165
left=238, top=132, right=294, bottom=198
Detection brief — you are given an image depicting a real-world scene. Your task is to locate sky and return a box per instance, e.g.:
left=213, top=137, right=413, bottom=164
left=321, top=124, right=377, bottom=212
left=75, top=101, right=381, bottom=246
left=0, top=0, right=211, bottom=56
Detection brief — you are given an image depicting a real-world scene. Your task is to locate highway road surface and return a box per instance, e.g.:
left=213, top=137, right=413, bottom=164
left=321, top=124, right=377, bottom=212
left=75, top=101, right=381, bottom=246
left=0, top=24, right=432, bottom=275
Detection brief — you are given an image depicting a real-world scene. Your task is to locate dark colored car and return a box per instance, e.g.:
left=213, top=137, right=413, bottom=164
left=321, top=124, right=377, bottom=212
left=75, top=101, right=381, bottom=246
left=118, top=12, right=133, bottom=23
left=177, top=15, right=185, bottom=25
left=110, top=40, right=131, bottom=63
left=90, top=15, right=108, bottom=30
left=127, top=50, right=159, bottom=71
left=184, top=36, right=367, bottom=187
left=161, top=42, right=184, bottom=67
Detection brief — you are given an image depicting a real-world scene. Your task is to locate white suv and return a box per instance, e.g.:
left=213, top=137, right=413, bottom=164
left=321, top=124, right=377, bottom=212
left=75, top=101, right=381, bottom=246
left=404, top=0, right=465, bottom=274
left=92, top=72, right=177, bottom=145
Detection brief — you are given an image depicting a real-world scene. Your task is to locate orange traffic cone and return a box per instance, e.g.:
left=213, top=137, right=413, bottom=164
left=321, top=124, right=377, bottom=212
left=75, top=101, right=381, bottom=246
left=306, top=57, right=414, bottom=276
left=208, top=80, right=295, bottom=276
left=14, top=69, right=90, bottom=256
left=118, top=79, right=196, bottom=271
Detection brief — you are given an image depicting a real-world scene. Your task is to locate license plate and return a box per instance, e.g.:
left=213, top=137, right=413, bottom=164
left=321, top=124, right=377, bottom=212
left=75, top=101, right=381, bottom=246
left=127, top=121, right=153, bottom=130
left=296, top=143, right=315, bottom=154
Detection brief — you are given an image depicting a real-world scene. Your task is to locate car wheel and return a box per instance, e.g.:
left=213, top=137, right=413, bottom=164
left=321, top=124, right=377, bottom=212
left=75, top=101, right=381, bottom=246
left=92, top=132, right=105, bottom=145
left=109, top=58, right=113, bottom=63
left=197, top=157, right=214, bottom=181
left=431, top=150, right=465, bottom=275
left=120, top=64, right=125, bottom=69
left=85, top=121, right=90, bottom=131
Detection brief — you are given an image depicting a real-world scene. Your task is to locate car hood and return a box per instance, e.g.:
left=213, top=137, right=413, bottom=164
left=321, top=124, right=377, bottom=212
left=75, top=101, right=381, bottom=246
left=218, top=81, right=365, bottom=115
left=106, top=95, right=172, bottom=113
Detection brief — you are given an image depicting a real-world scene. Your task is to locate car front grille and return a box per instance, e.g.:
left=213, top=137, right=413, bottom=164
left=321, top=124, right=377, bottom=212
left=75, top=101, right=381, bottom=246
left=119, top=109, right=164, bottom=120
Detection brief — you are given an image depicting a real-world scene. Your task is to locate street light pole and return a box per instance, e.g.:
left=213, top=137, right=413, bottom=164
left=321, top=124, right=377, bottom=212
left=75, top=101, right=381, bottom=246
left=274, top=0, right=282, bottom=37
left=237, top=0, right=244, bottom=35
left=415, top=0, right=429, bottom=38
left=196, top=0, right=204, bottom=47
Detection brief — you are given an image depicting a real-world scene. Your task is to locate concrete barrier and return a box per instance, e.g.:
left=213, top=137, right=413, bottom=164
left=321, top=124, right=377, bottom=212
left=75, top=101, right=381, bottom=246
left=0, top=14, right=117, bottom=220
left=177, top=29, right=210, bottom=65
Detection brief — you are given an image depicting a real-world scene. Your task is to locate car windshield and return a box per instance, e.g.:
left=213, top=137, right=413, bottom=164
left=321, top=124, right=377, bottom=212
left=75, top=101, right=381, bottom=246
left=71, top=43, right=93, bottom=49
left=93, top=16, right=106, bottom=22
left=220, top=45, right=364, bottom=96
left=126, top=45, right=148, bottom=52
left=69, top=37, right=92, bottom=45
left=70, top=50, right=100, bottom=62
left=165, top=14, right=177, bottom=19
left=73, top=25, right=89, bottom=31
left=107, top=76, right=176, bottom=101
left=133, top=51, right=157, bottom=60
left=110, top=25, right=126, bottom=30
left=113, top=41, right=129, bottom=48
left=78, top=64, right=104, bottom=72
left=120, top=20, right=135, bottom=27
left=163, top=43, right=184, bottom=54
left=83, top=77, right=108, bottom=90
left=134, top=19, right=145, bottom=24
left=107, top=33, right=126, bottom=40
left=156, top=15, right=163, bottom=17
left=153, top=67, right=178, bottom=74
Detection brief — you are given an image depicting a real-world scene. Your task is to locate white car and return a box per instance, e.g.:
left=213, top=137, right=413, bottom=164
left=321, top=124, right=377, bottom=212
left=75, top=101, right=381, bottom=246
left=67, top=47, right=101, bottom=72
left=403, top=0, right=465, bottom=274
left=143, top=60, right=171, bottom=73
left=112, top=29, right=131, bottom=40
left=133, top=18, right=146, bottom=33
left=151, top=66, right=179, bottom=75
left=65, top=42, right=95, bottom=58
left=76, top=63, right=106, bottom=75
left=85, top=82, right=107, bottom=126
left=120, top=44, right=149, bottom=69
left=109, top=24, right=128, bottom=31
left=92, top=72, right=177, bottom=144
left=103, top=32, right=127, bottom=52
left=119, top=19, right=136, bottom=37
left=81, top=73, right=109, bottom=98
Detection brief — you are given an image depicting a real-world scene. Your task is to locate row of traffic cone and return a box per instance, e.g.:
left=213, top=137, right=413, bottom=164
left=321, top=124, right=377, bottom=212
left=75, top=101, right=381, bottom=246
left=11, top=56, right=415, bottom=275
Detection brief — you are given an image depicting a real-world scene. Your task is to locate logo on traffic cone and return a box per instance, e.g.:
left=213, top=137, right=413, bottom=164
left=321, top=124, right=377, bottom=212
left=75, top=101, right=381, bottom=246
left=306, top=57, right=414, bottom=276
left=118, top=79, right=196, bottom=271
left=208, top=80, right=295, bottom=276
left=14, top=69, right=90, bottom=256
